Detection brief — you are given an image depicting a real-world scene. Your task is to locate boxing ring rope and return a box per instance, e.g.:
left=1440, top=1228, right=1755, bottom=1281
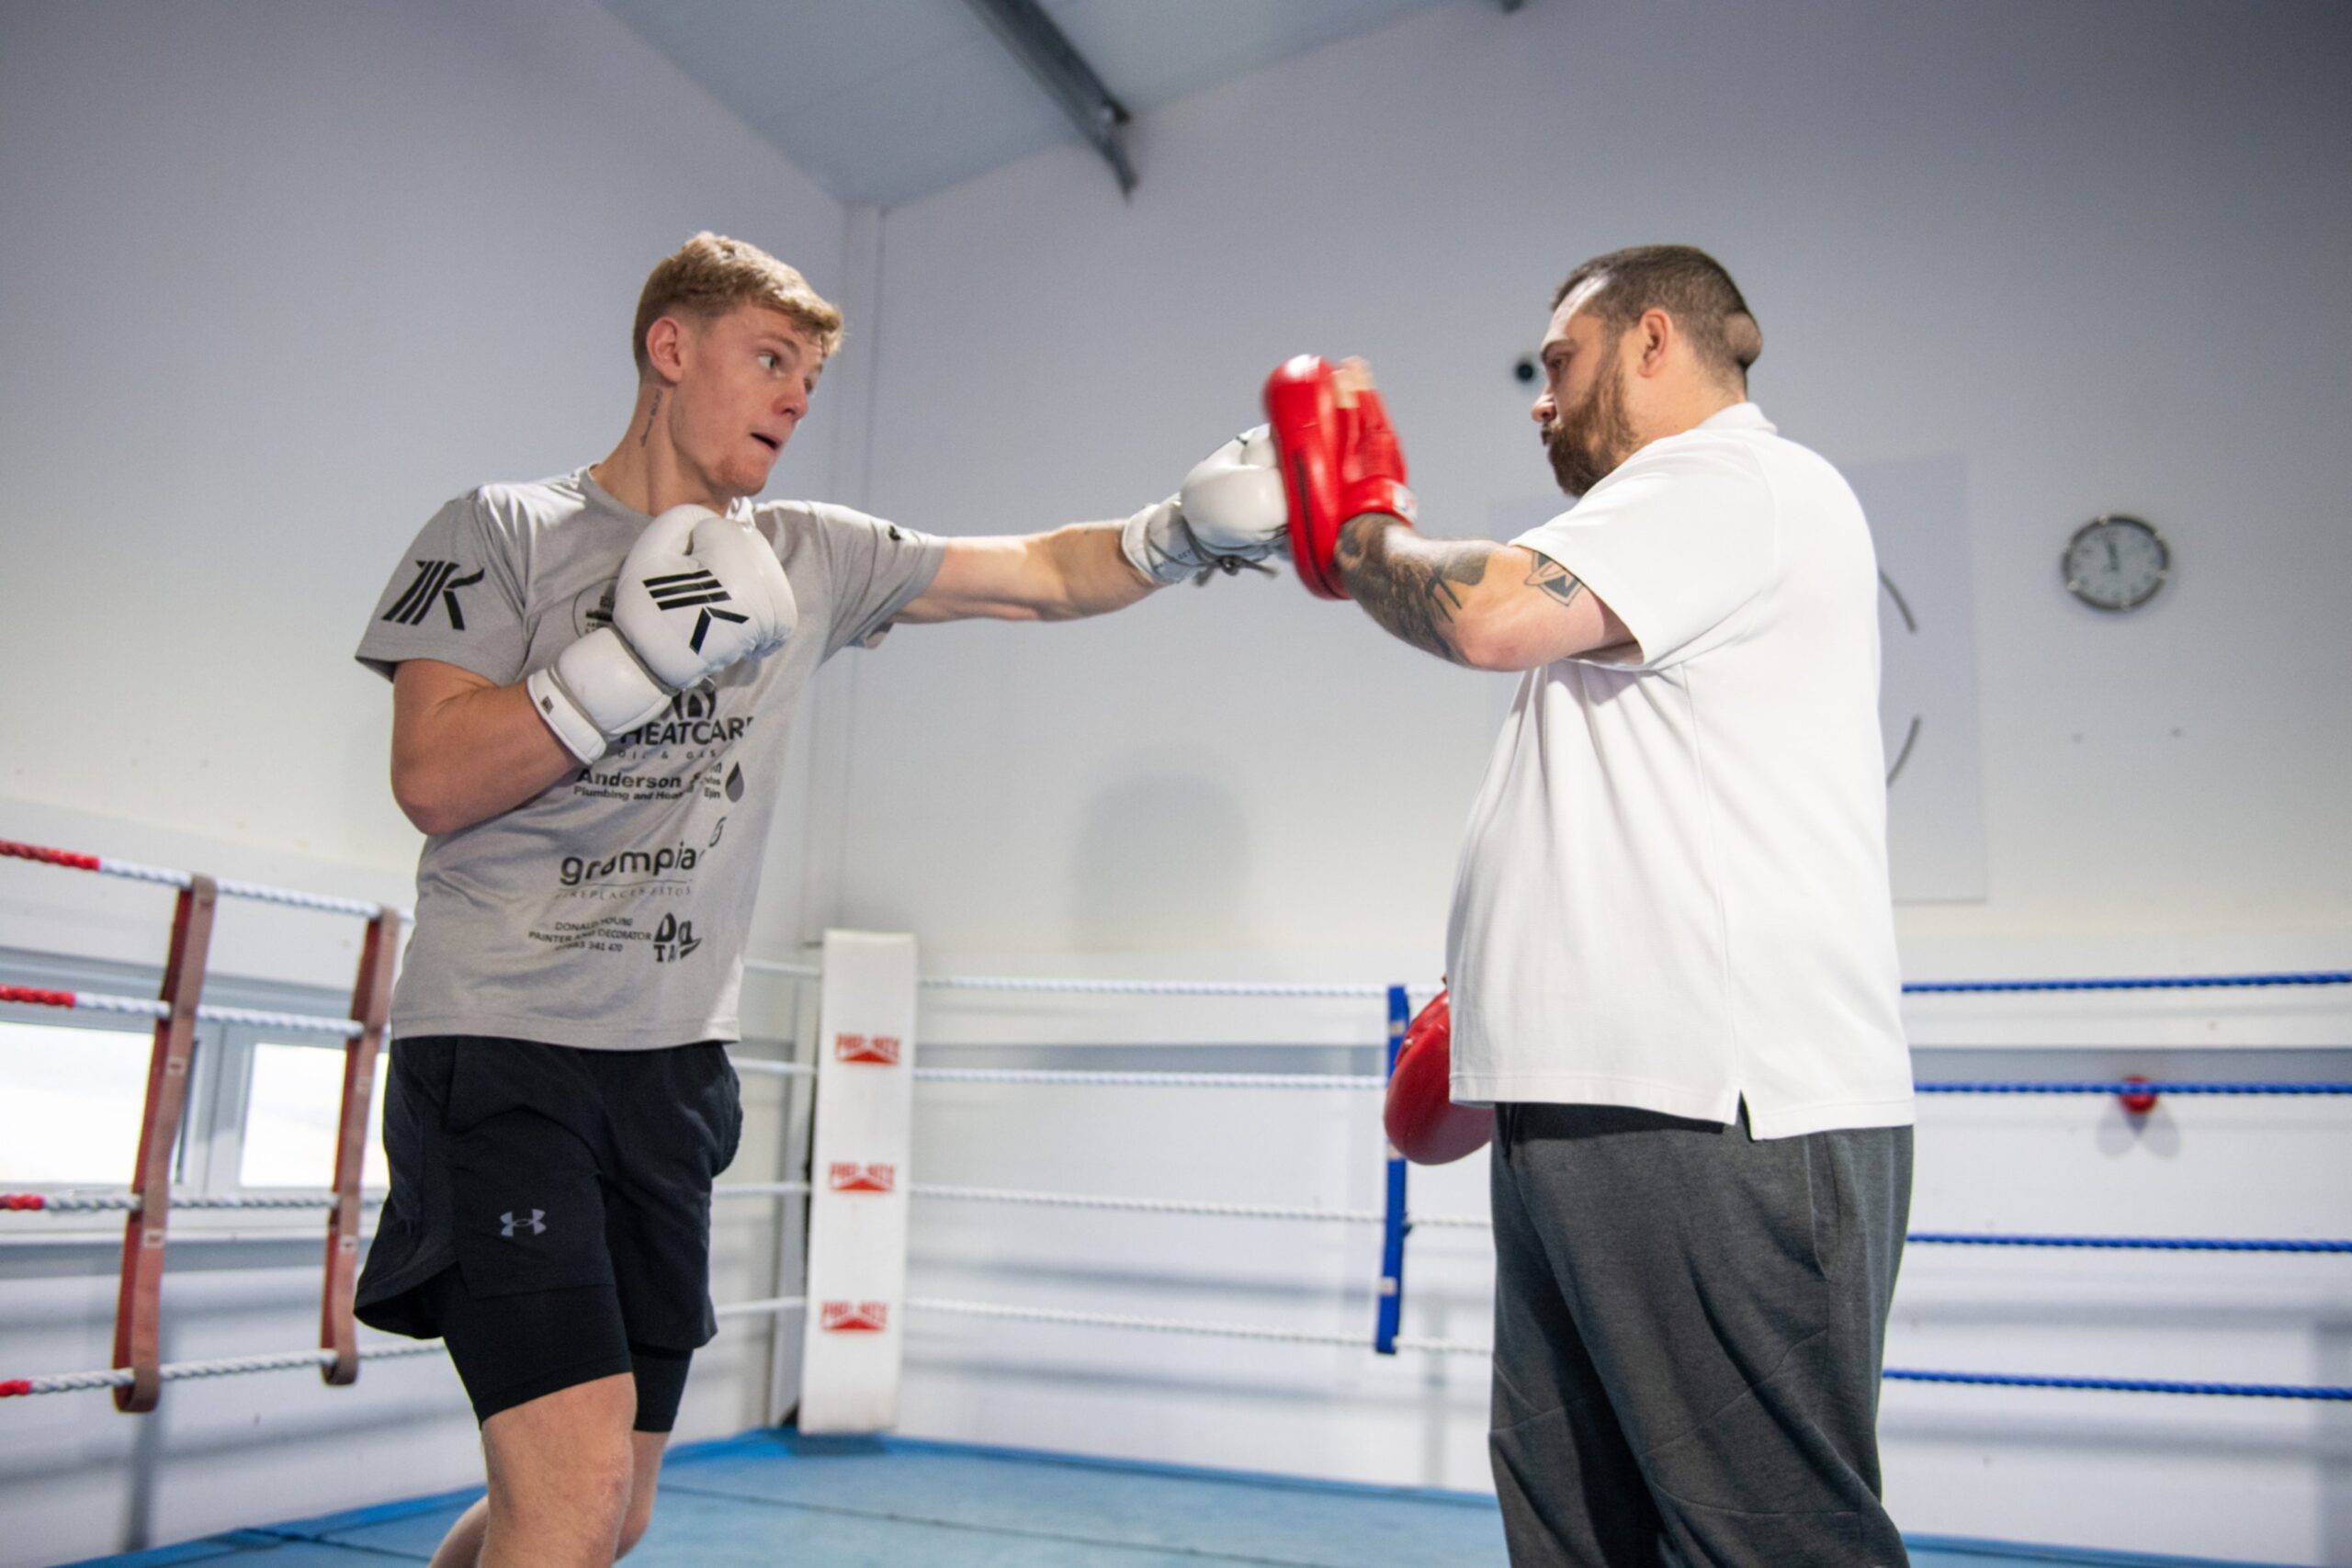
left=917, top=1067, right=1386, bottom=1089
left=7, top=832, right=2351, bottom=1413
left=4, top=1182, right=806, bottom=1214
left=0, top=840, right=390, bottom=921
left=1917, top=1080, right=2352, bottom=1095
left=2, top=836, right=401, bottom=1413
left=0, top=984, right=367, bottom=1038
left=1903, top=972, right=2352, bottom=993
left=3, top=1295, right=818, bottom=1402
left=893, top=974, right=2352, bottom=1402
left=900, top=1182, right=2352, bottom=1254
left=744, top=957, right=2352, bottom=998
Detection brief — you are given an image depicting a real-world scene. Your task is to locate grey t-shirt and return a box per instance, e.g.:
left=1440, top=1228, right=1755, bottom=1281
left=356, top=468, right=944, bottom=1049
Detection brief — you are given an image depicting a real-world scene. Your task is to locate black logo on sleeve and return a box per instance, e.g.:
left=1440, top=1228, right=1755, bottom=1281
left=384, top=560, right=487, bottom=629
left=652, top=914, right=701, bottom=963
left=645, top=570, right=748, bottom=653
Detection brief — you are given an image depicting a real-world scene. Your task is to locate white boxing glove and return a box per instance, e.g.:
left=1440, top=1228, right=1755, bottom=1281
left=1121, top=426, right=1288, bottom=585
left=611, top=506, right=797, bottom=687
left=526, top=506, right=798, bottom=763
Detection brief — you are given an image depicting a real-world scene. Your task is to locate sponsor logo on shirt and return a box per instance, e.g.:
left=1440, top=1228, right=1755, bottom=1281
left=498, top=1209, right=548, bottom=1237
left=559, top=840, right=701, bottom=889
left=652, top=913, right=701, bottom=963
left=820, top=1300, right=890, bottom=1333
left=619, top=687, right=752, bottom=751
left=833, top=1033, right=901, bottom=1066
left=383, top=559, right=485, bottom=630
left=828, top=1162, right=896, bottom=1193
left=572, top=581, right=616, bottom=636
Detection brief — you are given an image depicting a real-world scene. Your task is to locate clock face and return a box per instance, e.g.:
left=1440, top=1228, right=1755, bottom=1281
left=2064, top=515, right=2168, bottom=612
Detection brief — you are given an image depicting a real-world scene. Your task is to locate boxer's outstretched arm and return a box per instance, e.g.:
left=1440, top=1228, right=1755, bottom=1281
left=391, top=660, right=577, bottom=836
left=896, top=524, right=1160, bottom=624
left=1334, top=519, right=1630, bottom=671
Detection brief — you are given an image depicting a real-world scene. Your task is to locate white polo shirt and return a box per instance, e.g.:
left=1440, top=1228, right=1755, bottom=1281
left=1444, top=403, right=1913, bottom=1138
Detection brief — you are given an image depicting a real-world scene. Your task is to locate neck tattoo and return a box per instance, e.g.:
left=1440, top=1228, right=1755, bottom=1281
left=639, top=389, right=662, bottom=447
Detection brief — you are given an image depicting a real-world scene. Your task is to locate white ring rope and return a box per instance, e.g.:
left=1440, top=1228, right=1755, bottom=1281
left=906, top=1297, right=1492, bottom=1357
left=10, top=1339, right=448, bottom=1397
left=9, top=1301, right=809, bottom=1397
left=12, top=1190, right=387, bottom=1213
left=713, top=1295, right=808, bottom=1321
left=916, top=975, right=1441, bottom=999
left=83, top=855, right=395, bottom=920
left=908, top=1297, right=1375, bottom=1348
left=40, top=988, right=365, bottom=1038
left=740, top=958, right=1439, bottom=1000
left=712, top=1182, right=812, bottom=1200
left=916, top=1067, right=1385, bottom=1090
left=916, top=1184, right=1385, bottom=1225
left=728, top=1057, right=815, bottom=1078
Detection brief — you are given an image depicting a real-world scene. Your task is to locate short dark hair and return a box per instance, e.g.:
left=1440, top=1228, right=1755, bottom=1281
left=1554, top=245, right=1762, bottom=385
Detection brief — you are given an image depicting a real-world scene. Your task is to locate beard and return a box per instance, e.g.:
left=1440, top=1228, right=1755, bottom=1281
left=1543, top=351, right=1637, bottom=498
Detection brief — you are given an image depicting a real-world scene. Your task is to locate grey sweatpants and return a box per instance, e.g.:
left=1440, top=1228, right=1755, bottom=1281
left=1487, top=1102, right=1912, bottom=1568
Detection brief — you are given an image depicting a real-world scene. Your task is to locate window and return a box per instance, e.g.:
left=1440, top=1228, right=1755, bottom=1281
left=237, top=1043, right=390, bottom=1190
left=0, top=1017, right=158, bottom=1186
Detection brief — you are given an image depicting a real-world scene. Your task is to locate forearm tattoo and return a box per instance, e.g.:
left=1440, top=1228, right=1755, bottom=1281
left=1334, top=515, right=1498, bottom=664
left=1526, top=555, right=1587, bottom=608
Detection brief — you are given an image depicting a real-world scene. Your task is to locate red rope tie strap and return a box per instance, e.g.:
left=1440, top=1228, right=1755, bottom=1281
left=0, top=840, right=101, bottom=872
left=1, top=1195, right=49, bottom=1212
left=0, top=1381, right=34, bottom=1398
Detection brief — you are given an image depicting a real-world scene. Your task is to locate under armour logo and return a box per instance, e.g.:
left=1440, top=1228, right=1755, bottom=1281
left=644, top=570, right=748, bottom=653
left=499, top=1209, right=547, bottom=1237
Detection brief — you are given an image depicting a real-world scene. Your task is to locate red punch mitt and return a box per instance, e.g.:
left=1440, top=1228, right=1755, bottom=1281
left=1383, top=988, right=1493, bottom=1166
left=1262, top=355, right=1417, bottom=600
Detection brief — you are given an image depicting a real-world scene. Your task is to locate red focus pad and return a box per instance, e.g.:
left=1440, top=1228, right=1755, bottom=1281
left=1263, top=355, right=1416, bottom=600
left=1383, top=989, right=1494, bottom=1166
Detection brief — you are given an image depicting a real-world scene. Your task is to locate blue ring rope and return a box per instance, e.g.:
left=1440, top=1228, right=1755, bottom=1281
left=1884, top=1369, right=2350, bottom=1400
left=1903, top=971, right=2350, bottom=993
left=1909, top=1233, right=2352, bottom=1253
left=1917, top=1081, right=2352, bottom=1095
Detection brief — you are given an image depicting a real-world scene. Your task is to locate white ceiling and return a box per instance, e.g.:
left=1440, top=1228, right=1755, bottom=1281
left=597, top=0, right=1454, bottom=209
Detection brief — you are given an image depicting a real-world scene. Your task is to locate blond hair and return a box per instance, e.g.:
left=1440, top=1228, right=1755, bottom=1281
left=630, top=231, right=843, bottom=377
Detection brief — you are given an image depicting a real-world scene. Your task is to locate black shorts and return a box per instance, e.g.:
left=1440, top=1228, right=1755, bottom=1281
left=356, top=1034, right=743, bottom=1426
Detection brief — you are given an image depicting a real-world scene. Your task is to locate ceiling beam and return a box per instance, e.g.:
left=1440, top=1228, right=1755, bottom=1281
left=962, top=0, right=1136, bottom=196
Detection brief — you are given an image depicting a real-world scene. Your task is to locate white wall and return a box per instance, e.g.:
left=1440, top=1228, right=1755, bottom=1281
left=0, top=1, right=843, bottom=1561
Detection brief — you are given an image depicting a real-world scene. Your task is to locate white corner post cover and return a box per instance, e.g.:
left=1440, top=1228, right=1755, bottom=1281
left=796, top=930, right=919, bottom=1433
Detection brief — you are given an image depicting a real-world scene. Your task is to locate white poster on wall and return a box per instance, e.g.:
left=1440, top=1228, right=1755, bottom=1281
left=1487, top=450, right=1985, bottom=902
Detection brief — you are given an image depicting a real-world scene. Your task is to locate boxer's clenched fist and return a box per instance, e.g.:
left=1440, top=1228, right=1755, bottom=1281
left=1121, top=428, right=1289, bottom=585
left=610, top=505, right=797, bottom=686
left=527, top=506, right=798, bottom=763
